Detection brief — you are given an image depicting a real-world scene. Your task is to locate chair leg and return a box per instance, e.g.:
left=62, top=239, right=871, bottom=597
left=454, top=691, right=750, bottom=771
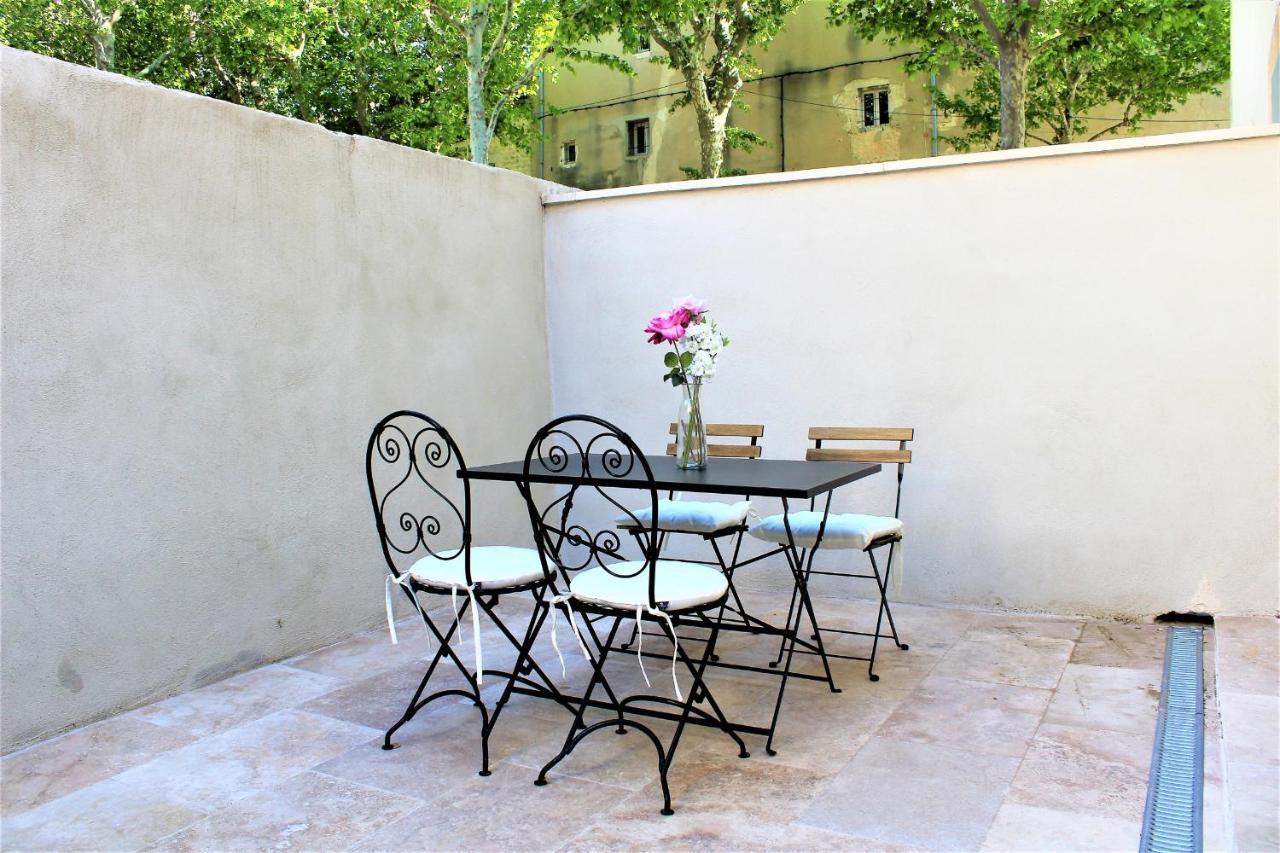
left=481, top=587, right=553, bottom=735
left=536, top=616, right=625, bottom=786
left=865, top=550, right=888, bottom=682
left=768, top=553, right=803, bottom=669
left=863, top=545, right=907, bottom=683
left=876, top=540, right=909, bottom=651
left=382, top=588, right=470, bottom=750
left=661, top=618, right=749, bottom=760
left=385, top=592, right=493, bottom=774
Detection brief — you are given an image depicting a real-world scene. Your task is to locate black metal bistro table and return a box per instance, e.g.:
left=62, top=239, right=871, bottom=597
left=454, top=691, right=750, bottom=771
left=463, top=454, right=880, bottom=754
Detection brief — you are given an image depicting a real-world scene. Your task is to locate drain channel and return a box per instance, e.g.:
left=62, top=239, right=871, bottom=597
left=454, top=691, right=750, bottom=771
left=1139, top=626, right=1205, bottom=853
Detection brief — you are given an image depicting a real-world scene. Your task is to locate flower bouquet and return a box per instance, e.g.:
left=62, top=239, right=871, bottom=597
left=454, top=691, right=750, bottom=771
left=645, top=297, right=730, bottom=469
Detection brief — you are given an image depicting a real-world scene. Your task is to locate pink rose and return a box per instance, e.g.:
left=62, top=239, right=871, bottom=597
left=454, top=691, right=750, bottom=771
left=673, top=296, right=707, bottom=318
left=645, top=311, right=687, bottom=344
left=668, top=307, right=691, bottom=327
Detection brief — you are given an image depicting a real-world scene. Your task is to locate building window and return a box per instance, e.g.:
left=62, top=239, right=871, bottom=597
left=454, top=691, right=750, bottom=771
left=634, top=32, right=652, bottom=56
left=861, top=86, right=890, bottom=128
left=560, top=140, right=577, bottom=167
left=626, top=118, right=650, bottom=156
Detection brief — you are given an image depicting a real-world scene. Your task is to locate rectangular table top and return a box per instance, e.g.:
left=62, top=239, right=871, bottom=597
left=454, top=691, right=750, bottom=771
left=462, top=454, right=880, bottom=499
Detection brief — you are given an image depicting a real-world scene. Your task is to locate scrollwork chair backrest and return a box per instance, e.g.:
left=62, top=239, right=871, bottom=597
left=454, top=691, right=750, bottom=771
left=366, top=410, right=472, bottom=585
left=521, top=415, right=662, bottom=609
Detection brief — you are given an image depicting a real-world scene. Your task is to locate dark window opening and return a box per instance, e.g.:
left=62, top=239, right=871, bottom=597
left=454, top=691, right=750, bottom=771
left=627, top=118, right=650, bottom=156
left=561, top=140, right=577, bottom=166
left=861, top=86, right=890, bottom=128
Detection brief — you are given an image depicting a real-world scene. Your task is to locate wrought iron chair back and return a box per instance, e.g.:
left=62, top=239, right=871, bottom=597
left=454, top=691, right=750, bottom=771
left=522, top=414, right=663, bottom=608
left=366, top=410, right=473, bottom=586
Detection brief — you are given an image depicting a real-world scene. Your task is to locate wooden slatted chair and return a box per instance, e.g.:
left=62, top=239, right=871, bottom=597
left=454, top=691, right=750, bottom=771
left=615, top=424, right=766, bottom=649
left=749, top=427, right=914, bottom=681
left=665, top=422, right=764, bottom=460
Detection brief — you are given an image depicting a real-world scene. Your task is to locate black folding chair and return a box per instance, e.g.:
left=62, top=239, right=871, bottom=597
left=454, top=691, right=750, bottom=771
left=366, top=410, right=570, bottom=774
left=752, top=426, right=913, bottom=681
left=519, top=415, right=749, bottom=815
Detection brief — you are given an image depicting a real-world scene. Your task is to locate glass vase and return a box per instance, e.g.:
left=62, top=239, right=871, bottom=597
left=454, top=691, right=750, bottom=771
left=675, top=380, right=707, bottom=470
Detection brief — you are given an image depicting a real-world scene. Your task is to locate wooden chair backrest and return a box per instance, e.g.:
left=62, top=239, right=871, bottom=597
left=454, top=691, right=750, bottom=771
left=805, top=427, right=914, bottom=464
left=666, top=423, right=765, bottom=459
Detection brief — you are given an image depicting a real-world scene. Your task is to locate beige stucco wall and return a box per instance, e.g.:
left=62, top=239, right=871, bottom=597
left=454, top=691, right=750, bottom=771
left=0, top=48, right=554, bottom=751
left=535, top=0, right=1232, bottom=189
left=542, top=130, right=1280, bottom=619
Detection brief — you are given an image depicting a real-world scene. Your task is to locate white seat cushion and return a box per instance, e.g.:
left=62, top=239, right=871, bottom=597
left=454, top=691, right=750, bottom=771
left=748, top=511, right=903, bottom=550
left=615, top=499, right=751, bottom=533
left=406, top=545, right=545, bottom=590
left=570, top=560, right=728, bottom=611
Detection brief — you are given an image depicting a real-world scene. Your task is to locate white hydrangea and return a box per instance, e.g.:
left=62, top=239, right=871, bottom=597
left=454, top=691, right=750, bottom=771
left=683, top=320, right=727, bottom=380
left=688, top=349, right=716, bottom=379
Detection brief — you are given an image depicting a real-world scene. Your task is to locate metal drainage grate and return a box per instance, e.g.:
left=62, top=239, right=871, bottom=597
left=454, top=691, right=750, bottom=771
left=1139, top=626, right=1205, bottom=853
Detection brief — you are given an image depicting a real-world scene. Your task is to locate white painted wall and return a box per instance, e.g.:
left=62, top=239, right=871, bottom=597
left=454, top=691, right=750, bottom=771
left=1230, top=0, right=1280, bottom=125
left=0, top=49, right=554, bottom=751
left=543, top=130, right=1280, bottom=620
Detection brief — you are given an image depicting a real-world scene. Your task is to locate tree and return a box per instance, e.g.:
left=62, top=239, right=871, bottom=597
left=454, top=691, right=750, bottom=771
left=0, top=0, right=488, bottom=155
left=934, top=0, right=1229, bottom=147
left=423, top=0, right=621, bottom=163
left=830, top=0, right=1063, bottom=149
left=611, top=0, right=800, bottom=179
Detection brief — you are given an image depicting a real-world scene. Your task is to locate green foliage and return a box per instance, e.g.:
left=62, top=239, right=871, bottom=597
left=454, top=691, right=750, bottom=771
left=0, top=0, right=607, bottom=158
left=661, top=349, right=694, bottom=386
left=607, top=0, right=801, bottom=177
left=679, top=165, right=748, bottom=179
left=934, top=0, right=1229, bottom=146
left=828, top=0, right=1229, bottom=148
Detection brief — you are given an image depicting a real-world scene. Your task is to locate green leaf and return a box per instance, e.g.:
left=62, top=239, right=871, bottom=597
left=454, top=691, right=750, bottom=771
left=680, top=351, right=694, bottom=368
left=664, top=351, right=678, bottom=368
left=670, top=373, right=686, bottom=387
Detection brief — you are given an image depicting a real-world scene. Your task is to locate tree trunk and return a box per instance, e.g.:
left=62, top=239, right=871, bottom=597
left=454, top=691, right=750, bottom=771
left=465, top=19, right=490, bottom=163
left=997, top=39, right=1030, bottom=149
left=91, top=25, right=115, bottom=70
left=685, top=70, right=731, bottom=179
left=695, top=107, right=729, bottom=178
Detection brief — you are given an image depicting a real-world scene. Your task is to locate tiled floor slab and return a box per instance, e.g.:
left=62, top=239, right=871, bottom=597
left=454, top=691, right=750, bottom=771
left=1005, top=722, right=1152, bottom=822
left=931, top=630, right=1075, bottom=690
left=877, top=674, right=1052, bottom=756
left=1213, top=617, right=1279, bottom=696
left=131, top=664, right=343, bottom=738
left=568, top=753, right=842, bottom=851
left=1, top=715, right=195, bottom=817
left=148, top=770, right=421, bottom=851
left=1219, top=691, right=1280, bottom=767
left=965, top=612, right=1085, bottom=642
left=980, top=802, right=1140, bottom=851
left=1071, top=621, right=1168, bottom=669
left=109, top=709, right=380, bottom=813
left=351, top=760, right=632, bottom=851
left=796, top=737, right=1022, bottom=850
left=283, top=623, right=438, bottom=682
left=3, top=604, right=1236, bottom=853
left=1226, top=761, right=1280, bottom=852
left=1042, top=663, right=1162, bottom=735
left=1, top=775, right=205, bottom=852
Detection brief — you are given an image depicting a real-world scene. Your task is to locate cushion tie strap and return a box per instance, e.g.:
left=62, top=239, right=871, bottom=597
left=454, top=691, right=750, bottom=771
left=546, top=593, right=590, bottom=679
left=385, top=573, right=430, bottom=650
left=634, top=604, right=683, bottom=703
left=450, top=582, right=485, bottom=686
left=890, top=536, right=905, bottom=596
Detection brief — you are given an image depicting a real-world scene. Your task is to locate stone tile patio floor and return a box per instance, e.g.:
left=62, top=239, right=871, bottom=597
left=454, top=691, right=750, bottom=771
left=2, top=591, right=1276, bottom=851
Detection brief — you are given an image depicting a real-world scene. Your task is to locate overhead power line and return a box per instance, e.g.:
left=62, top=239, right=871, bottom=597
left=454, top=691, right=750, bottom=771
left=538, top=52, right=1227, bottom=124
